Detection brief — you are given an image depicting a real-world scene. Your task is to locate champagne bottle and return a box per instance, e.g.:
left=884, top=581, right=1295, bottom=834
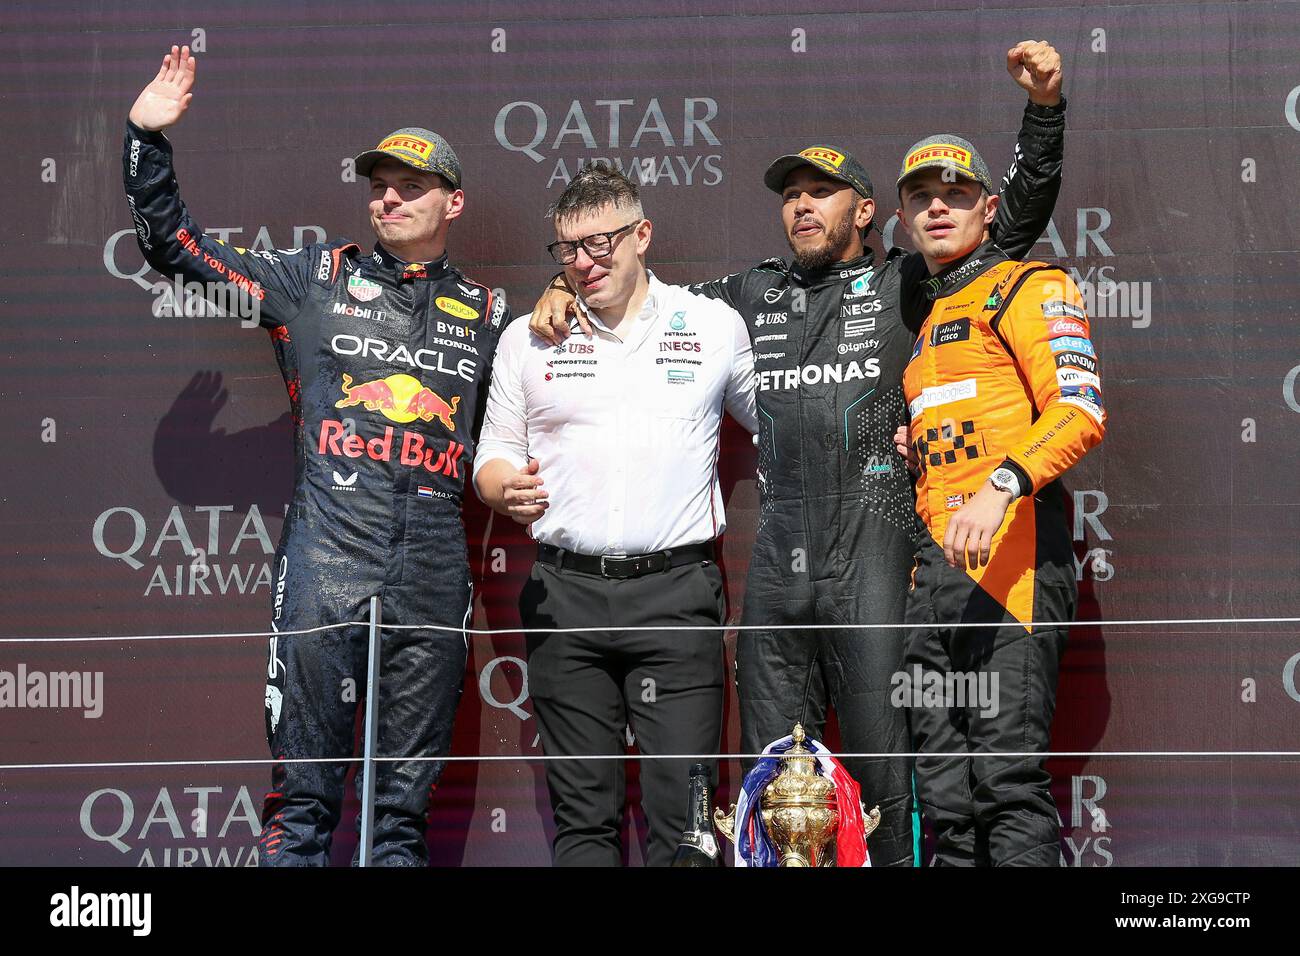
left=670, top=763, right=721, bottom=867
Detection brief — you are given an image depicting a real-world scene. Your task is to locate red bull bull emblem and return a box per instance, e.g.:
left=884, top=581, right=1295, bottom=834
left=405, top=386, right=459, bottom=429
left=335, top=373, right=459, bottom=429
left=401, top=263, right=427, bottom=282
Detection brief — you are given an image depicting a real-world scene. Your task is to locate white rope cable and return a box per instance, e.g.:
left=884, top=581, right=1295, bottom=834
left=0, top=622, right=372, bottom=643
left=2, top=616, right=1297, bottom=643
left=2, top=751, right=1297, bottom=772
left=3, top=618, right=1294, bottom=774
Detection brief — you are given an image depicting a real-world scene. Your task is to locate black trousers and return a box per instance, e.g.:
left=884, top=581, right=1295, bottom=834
left=737, top=515, right=919, bottom=868
left=259, top=520, right=472, bottom=867
left=904, top=536, right=1072, bottom=866
left=520, top=558, right=726, bottom=866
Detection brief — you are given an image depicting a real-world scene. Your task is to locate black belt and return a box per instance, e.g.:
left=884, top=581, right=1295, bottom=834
left=536, top=542, right=715, bottom=580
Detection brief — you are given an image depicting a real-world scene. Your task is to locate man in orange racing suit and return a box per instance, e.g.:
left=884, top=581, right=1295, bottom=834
left=893, top=134, right=1104, bottom=866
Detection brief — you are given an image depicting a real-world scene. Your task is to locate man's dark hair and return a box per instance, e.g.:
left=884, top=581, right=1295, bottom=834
left=549, top=161, right=645, bottom=223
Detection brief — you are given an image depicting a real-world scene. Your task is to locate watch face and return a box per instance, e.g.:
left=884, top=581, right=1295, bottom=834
left=991, top=468, right=1019, bottom=495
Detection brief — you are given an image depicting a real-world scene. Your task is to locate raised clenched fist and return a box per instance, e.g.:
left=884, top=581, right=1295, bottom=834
left=1007, top=40, right=1062, bottom=107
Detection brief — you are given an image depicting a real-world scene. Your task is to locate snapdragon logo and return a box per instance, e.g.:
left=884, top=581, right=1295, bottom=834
left=50, top=886, right=151, bottom=936
left=494, top=97, right=723, bottom=188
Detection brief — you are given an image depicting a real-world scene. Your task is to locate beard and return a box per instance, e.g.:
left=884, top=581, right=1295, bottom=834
left=788, top=203, right=858, bottom=272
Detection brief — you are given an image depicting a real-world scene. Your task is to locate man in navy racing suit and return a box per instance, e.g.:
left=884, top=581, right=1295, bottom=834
left=530, top=41, right=1066, bottom=867
left=123, top=45, right=508, bottom=865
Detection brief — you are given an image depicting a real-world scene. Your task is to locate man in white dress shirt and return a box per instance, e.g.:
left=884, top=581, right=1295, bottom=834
left=474, top=163, right=757, bottom=865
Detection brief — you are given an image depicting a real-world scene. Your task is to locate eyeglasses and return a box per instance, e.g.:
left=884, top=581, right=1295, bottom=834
left=547, top=221, right=639, bottom=265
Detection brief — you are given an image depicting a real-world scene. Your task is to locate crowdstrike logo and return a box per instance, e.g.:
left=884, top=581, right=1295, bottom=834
left=494, top=97, right=724, bottom=188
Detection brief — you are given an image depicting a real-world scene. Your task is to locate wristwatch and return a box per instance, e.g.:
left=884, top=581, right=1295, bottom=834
left=988, top=466, right=1023, bottom=499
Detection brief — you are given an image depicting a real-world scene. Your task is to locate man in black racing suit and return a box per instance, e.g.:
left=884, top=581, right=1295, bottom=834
left=123, top=45, right=508, bottom=865
left=681, top=46, right=1066, bottom=867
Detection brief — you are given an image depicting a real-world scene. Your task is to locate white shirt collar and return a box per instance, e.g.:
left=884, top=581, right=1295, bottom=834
left=573, top=270, right=665, bottom=340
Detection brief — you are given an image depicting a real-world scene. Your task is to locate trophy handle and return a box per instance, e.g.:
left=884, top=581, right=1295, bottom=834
left=862, top=804, right=881, bottom=839
left=714, top=805, right=737, bottom=843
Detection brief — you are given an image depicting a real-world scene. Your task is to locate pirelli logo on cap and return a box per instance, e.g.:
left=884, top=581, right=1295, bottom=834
left=905, top=144, right=973, bottom=171
left=378, top=135, right=435, bottom=161
left=799, top=147, right=845, bottom=169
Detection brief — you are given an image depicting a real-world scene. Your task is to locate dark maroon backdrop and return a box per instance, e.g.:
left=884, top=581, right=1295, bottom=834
left=1, top=0, right=1298, bottom=866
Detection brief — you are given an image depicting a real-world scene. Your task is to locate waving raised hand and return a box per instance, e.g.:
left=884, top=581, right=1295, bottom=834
left=129, top=44, right=198, bottom=132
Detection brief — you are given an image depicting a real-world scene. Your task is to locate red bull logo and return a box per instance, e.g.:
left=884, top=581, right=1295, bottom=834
left=336, top=373, right=398, bottom=413
left=335, top=373, right=458, bottom=429
left=317, top=420, right=465, bottom=477
left=406, top=387, right=459, bottom=430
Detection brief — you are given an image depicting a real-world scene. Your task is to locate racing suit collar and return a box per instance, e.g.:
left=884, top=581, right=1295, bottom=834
left=370, top=244, right=450, bottom=282
left=921, top=239, right=1008, bottom=301
left=788, top=250, right=876, bottom=288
